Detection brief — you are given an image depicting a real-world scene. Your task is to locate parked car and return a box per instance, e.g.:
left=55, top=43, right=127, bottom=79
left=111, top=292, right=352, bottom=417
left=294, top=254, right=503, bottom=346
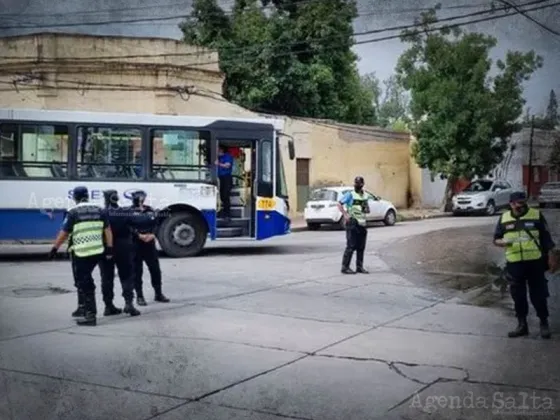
left=538, top=182, right=560, bottom=208
left=451, top=179, right=512, bottom=216
left=303, top=186, right=398, bottom=230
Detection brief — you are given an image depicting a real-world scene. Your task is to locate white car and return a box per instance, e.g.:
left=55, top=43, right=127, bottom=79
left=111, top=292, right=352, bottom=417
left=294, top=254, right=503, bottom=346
left=303, top=186, right=398, bottom=230
left=451, top=179, right=512, bottom=216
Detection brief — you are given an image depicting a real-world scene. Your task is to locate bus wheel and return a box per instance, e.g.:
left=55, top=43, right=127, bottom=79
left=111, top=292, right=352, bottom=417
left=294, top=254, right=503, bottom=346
left=159, top=212, right=207, bottom=257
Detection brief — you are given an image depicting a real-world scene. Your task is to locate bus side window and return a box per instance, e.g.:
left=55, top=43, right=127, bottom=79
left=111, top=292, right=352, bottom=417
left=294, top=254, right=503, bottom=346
left=76, top=126, right=142, bottom=180
left=149, top=129, right=211, bottom=181
left=0, top=124, right=69, bottom=179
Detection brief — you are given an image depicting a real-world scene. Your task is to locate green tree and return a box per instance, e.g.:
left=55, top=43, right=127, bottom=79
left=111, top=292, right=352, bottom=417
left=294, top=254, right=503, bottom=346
left=545, top=89, right=558, bottom=128
left=377, top=75, right=410, bottom=128
left=396, top=9, right=542, bottom=210
left=180, top=0, right=375, bottom=124
left=548, top=138, right=560, bottom=171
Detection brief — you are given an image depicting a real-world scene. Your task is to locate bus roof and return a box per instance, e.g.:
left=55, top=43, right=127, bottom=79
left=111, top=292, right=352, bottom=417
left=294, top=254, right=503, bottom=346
left=0, top=108, right=285, bottom=131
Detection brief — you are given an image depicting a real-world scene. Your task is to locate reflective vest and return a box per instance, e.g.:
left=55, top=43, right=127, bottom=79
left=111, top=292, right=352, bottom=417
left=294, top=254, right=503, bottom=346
left=347, top=191, right=368, bottom=226
left=69, top=204, right=105, bottom=257
left=500, top=208, right=542, bottom=263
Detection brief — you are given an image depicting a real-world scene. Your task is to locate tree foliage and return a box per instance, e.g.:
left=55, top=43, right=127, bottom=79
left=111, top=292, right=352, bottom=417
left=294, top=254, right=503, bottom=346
left=548, top=138, right=560, bottom=172
left=180, top=0, right=376, bottom=124
left=377, top=75, right=410, bottom=128
left=522, top=90, right=559, bottom=130
left=396, top=9, right=542, bottom=207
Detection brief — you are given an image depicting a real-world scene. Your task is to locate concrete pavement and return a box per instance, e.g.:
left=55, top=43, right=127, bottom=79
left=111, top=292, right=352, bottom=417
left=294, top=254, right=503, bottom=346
left=1, top=216, right=559, bottom=419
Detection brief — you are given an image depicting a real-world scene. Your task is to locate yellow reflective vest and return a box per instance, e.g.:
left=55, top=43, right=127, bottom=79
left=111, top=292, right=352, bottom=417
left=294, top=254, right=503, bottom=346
left=347, top=191, right=368, bottom=226
left=500, top=208, right=542, bottom=263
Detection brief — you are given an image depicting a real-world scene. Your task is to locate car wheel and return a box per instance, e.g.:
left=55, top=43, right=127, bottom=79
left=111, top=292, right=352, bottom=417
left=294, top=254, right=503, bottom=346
left=159, top=212, right=207, bottom=257
left=307, top=222, right=320, bottom=231
left=485, top=200, right=496, bottom=216
left=383, top=209, right=397, bottom=226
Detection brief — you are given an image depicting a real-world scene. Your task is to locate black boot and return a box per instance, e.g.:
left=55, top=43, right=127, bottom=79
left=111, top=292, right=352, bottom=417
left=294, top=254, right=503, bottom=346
left=540, top=319, right=551, bottom=339
left=136, top=293, right=147, bottom=306
left=508, top=318, right=528, bottom=338
left=123, top=300, right=141, bottom=317
left=154, top=290, right=170, bottom=303
left=341, top=267, right=356, bottom=274
left=72, top=290, right=85, bottom=317
left=356, top=250, right=368, bottom=273
left=103, top=303, right=122, bottom=316
left=356, top=267, right=369, bottom=274
left=77, top=294, right=97, bottom=326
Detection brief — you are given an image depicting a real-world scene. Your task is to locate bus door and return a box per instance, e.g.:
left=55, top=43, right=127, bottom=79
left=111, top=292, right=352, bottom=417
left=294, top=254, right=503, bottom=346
left=254, top=138, right=276, bottom=240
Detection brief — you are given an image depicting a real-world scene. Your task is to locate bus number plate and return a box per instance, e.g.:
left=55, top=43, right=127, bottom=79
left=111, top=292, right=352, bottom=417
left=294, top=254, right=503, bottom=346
left=257, top=198, right=275, bottom=210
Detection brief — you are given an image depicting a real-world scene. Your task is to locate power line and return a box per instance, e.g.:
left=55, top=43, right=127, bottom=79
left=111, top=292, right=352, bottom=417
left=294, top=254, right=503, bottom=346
left=0, top=0, right=537, bottom=29
left=496, top=0, right=560, bottom=35
left=0, top=0, right=552, bottom=62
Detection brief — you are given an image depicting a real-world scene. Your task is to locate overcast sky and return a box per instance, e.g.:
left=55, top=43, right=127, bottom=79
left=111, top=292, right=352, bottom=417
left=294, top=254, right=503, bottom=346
left=0, top=0, right=559, bottom=114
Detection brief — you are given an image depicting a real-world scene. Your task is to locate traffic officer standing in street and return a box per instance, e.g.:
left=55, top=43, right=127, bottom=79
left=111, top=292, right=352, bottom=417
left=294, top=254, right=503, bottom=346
left=99, top=190, right=141, bottom=317
left=49, top=186, right=113, bottom=326
left=493, top=191, right=555, bottom=339
left=337, top=176, right=370, bottom=274
left=129, top=190, right=170, bottom=306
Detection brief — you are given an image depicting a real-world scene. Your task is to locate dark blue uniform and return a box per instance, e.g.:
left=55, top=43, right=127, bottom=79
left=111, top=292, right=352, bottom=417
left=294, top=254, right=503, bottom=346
left=99, top=200, right=136, bottom=311
left=129, top=191, right=169, bottom=304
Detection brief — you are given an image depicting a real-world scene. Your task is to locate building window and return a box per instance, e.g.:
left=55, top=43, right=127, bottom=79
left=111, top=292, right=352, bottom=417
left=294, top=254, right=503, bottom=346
left=0, top=124, right=69, bottom=178
left=149, top=129, right=211, bottom=181
left=549, top=167, right=559, bottom=182
left=76, top=126, right=142, bottom=179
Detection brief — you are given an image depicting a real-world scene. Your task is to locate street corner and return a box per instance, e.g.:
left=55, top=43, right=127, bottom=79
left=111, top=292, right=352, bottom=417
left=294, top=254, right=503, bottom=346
left=386, top=381, right=560, bottom=420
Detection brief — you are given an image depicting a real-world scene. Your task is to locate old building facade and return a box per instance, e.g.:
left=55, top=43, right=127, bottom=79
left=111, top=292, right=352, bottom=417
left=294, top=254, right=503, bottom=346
left=0, top=33, right=420, bottom=213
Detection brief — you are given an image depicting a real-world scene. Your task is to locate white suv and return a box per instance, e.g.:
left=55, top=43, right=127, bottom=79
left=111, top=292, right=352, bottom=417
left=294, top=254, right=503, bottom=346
left=452, top=179, right=512, bottom=216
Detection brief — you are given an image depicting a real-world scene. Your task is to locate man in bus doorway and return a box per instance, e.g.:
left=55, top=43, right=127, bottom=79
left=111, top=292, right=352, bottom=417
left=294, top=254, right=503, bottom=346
left=337, top=176, right=370, bottom=275
left=215, top=145, right=234, bottom=220
left=99, top=190, right=140, bottom=317
left=49, top=186, right=113, bottom=326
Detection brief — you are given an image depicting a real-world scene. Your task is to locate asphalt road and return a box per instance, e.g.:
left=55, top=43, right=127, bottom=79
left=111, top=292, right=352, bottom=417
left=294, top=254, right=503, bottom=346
left=1, top=215, right=559, bottom=420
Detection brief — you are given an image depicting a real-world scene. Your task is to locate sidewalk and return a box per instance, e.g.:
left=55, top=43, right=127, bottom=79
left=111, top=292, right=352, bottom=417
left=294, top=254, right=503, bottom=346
left=291, top=208, right=450, bottom=232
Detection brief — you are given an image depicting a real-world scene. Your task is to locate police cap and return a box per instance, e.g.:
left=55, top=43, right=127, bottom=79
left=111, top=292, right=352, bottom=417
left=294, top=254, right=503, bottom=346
left=72, top=186, right=88, bottom=201
left=510, top=191, right=527, bottom=202
left=131, top=190, right=147, bottom=199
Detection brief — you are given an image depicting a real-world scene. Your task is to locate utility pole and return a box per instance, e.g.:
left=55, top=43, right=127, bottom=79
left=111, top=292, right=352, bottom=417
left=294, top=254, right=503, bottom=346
left=527, top=115, right=535, bottom=198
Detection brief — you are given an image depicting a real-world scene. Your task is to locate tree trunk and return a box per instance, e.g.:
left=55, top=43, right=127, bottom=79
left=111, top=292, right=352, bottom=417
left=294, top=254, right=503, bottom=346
left=441, top=176, right=456, bottom=213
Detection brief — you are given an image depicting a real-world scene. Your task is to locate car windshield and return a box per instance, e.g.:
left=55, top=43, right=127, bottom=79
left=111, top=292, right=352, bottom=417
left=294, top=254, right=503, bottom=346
left=463, top=180, right=493, bottom=192
left=543, top=182, right=560, bottom=189
left=309, top=189, right=337, bottom=201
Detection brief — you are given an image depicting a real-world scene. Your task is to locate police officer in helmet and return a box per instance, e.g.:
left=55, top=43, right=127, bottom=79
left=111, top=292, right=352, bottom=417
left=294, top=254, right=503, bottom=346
left=99, top=190, right=140, bottom=317
left=129, top=190, right=169, bottom=305
left=493, top=191, right=554, bottom=339
left=49, top=186, right=113, bottom=326
left=337, top=176, right=370, bottom=274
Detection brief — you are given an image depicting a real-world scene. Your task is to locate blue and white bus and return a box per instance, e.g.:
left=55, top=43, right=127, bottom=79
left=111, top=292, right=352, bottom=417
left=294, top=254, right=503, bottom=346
left=0, top=108, right=295, bottom=257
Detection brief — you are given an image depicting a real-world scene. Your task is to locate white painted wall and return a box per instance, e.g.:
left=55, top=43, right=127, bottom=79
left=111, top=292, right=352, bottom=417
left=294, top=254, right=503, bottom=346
left=420, top=169, right=447, bottom=208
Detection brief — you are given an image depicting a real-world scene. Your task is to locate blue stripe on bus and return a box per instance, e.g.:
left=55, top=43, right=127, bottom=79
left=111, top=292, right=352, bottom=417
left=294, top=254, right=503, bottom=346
left=0, top=209, right=217, bottom=241
left=255, top=210, right=291, bottom=240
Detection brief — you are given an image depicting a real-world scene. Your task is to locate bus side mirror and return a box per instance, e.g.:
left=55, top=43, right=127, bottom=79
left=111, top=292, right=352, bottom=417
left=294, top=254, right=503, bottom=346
left=288, top=139, right=295, bottom=160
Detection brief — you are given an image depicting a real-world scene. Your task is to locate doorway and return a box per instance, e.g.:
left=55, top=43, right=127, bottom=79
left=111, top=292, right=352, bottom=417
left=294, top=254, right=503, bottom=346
left=296, top=158, right=310, bottom=212
left=216, top=140, right=256, bottom=238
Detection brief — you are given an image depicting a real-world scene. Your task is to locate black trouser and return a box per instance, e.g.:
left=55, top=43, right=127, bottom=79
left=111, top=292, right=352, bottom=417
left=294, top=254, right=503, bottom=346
left=70, top=252, right=94, bottom=309
left=342, top=219, right=368, bottom=269
left=219, top=175, right=232, bottom=217
left=506, top=259, right=549, bottom=320
left=100, top=241, right=135, bottom=305
left=133, top=240, right=162, bottom=297
left=73, top=254, right=102, bottom=316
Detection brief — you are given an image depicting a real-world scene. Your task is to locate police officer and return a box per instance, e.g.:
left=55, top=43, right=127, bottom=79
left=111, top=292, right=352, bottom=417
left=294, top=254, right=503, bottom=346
left=49, top=186, right=113, bottom=326
left=493, top=191, right=554, bottom=339
left=129, top=190, right=169, bottom=305
left=337, top=176, right=370, bottom=274
left=99, top=190, right=141, bottom=317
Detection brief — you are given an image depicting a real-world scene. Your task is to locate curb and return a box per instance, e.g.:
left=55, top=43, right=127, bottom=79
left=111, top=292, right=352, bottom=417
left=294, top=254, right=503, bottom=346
left=291, top=213, right=452, bottom=232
